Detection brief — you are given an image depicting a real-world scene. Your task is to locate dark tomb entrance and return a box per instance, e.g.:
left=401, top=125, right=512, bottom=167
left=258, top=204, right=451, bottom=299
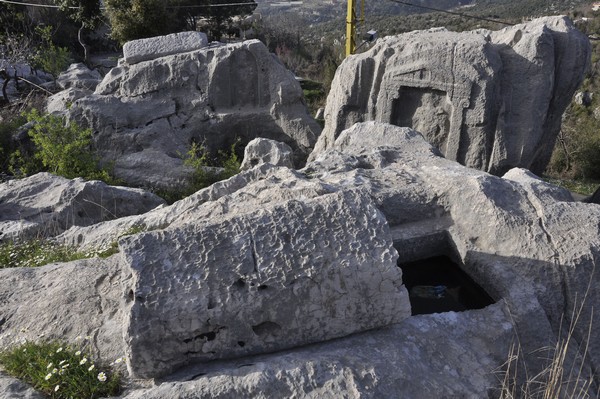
left=398, top=255, right=495, bottom=316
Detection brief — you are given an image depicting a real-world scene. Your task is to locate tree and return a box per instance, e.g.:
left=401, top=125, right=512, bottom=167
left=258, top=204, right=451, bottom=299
left=0, top=3, right=32, bottom=37
left=201, top=0, right=256, bottom=41
left=104, top=0, right=257, bottom=45
left=56, top=0, right=103, bottom=63
left=104, top=0, right=188, bottom=44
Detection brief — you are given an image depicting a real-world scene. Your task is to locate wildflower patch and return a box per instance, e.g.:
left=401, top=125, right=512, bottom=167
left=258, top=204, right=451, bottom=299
left=0, top=340, right=121, bottom=398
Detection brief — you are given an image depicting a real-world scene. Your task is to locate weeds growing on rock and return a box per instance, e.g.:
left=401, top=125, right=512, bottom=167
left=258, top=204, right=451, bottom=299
left=156, top=138, right=242, bottom=204
left=0, top=239, right=88, bottom=268
left=0, top=340, right=121, bottom=398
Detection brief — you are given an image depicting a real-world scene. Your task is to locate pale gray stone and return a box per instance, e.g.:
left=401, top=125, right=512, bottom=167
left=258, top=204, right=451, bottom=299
left=123, top=304, right=513, bottom=399
left=3, top=121, right=600, bottom=397
left=0, top=172, right=165, bottom=241
left=121, top=189, right=410, bottom=378
left=66, top=39, right=321, bottom=189
left=314, top=107, right=324, bottom=120
left=240, top=138, right=294, bottom=170
left=0, top=256, right=125, bottom=368
left=309, top=16, right=589, bottom=176
left=46, top=87, right=92, bottom=114
left=502, top=167, right=574, bottom=204
left=56, top=63, right=102, bottom=91
left=575, top=91, right=593, bottom=106
left=0, top=374, right=45, bottom=399
left=123, top=31, right=208, bottom=65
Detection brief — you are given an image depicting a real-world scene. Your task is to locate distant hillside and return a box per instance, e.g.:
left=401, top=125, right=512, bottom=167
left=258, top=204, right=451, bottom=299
left=277, top=0, right=591, bottom=43
left=255, top=0, right=587, bottom=24
left=255, top=0, right=477, bottom=23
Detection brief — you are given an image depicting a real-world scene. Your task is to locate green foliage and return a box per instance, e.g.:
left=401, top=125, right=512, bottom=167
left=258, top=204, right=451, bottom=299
left=300, top=79, right=326, bottom=116
left=0, top=224, right=151, bottom=269
left=104, top=0, right=179, bottom=45
left=547, top=33, right=600, bottom=181
left=157, top=139, right=242, bottom=203
left=23, top=109, right=113, bottom=182
left=56, top=0, right=102, bottom=30
left=218, top=139, right=241, bottom=179
left=0, top=115, right=26, bottom=173
left=201, top=0, right=257, bottom=41
left=184, top=141, right=226, bottom=191
left=0, top=3, right=30, bottom=37
left=31, top=26, right=71, bottom=79
left=0, top=341, right=121, bottom=399
left=543, top=177, right=598, bottom=197
left=0, top=240, right=88, bottom=269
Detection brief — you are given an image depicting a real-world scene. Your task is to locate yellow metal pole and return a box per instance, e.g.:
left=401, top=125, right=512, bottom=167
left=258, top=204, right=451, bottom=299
left=345, top=0, right=357, bottom=57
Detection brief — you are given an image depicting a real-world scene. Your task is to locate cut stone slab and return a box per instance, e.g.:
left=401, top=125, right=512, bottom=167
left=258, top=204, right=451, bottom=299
left=123, top=31, right=208, bottom=65
left=121, top=189, right=410, bottom=378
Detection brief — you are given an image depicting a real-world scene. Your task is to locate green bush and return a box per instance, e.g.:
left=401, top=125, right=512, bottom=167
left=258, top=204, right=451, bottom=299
left=0, top=115, right=26, bottom=174
left=155, top=140, right=242, bottom=204
left=22, top=109, right=113, bottom=182
left=218, top=139, right=241, bottom=180
left=0, top=340, right=121, bottom=398
left=184, top=139, right=241, bottom=192
left=548, top=103, right=600, bottom=180
left=32, top=26, right=71, bottom=80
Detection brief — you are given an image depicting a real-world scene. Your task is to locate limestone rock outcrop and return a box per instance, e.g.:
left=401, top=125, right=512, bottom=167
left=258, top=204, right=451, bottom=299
left=0, top=172, right=165, bottom=241
left=310, top=16, right=590, bottom=176
left=0, top=256, right=126, bottom=366
left=240, top=137, right=294, bottom=170
left=64, top=37, right=322, bottom=188
left=2, top=122, right=600, bottom=397
left=56, top=63, right=102, bottom=91
left=124, top=304, right=513, bottom=398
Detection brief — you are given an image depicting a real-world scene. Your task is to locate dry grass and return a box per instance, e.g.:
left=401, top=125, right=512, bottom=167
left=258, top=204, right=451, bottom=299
left=497, top=278, right=595, bottom=399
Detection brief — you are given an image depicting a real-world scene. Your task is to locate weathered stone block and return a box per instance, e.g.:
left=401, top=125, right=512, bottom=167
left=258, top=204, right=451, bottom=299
left=121, top=190, right=410, bottom=378
left=123, top=31, right=208, bottom=65
left=240, top=138, right=294, bottom=170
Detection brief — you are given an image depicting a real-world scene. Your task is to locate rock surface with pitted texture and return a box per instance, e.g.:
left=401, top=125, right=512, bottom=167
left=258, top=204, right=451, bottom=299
left=121, top=189, right=410, bottom=378
left=310, top=16, right=590, bottom=176
left=0, top=172, right=165, bottom=241
left=64, top=38, right=321, bottom=189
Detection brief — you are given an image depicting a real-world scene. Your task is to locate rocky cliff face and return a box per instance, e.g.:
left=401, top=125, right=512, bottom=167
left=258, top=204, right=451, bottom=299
left=60, top=33, right=321, bottom=189
left=310, top=16, right=590, bottom=176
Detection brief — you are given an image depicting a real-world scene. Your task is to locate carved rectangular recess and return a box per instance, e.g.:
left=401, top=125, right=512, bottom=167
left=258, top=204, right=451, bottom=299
left=392, top=218, right=495, bottom=316
left=397, top=255, right=495, bottom=316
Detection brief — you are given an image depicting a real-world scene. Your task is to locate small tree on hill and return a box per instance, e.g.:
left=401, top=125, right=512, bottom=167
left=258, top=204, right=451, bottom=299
left=56, top=0, right=103, bottom=63
left=104, top=0, right=209, bottom=44
left=201, top=0, right=256, bottom=41
left=104, top=0, right=257, bottom=45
